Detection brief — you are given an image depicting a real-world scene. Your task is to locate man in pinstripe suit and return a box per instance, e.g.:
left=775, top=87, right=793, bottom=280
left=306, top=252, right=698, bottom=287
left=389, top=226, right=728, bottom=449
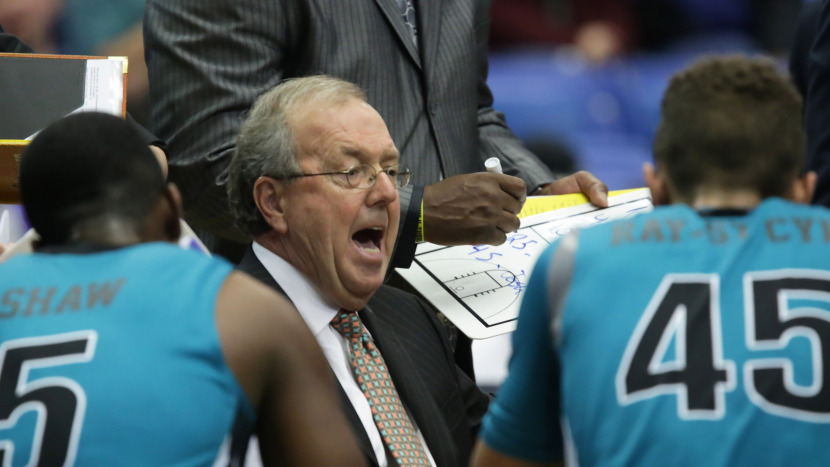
left=144, top=0, right=608, bottom=266
left=227, top=75, right=489, bottom=467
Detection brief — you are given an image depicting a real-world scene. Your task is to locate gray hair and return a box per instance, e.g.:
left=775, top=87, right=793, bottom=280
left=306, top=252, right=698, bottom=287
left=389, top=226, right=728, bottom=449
left=227, top=75, right=367, bottom=237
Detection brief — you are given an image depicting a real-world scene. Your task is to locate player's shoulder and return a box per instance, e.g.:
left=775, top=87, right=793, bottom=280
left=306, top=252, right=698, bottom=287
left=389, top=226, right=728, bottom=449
left=214, top=271, right=309, bottom=378
left=121, top=242, right=234, bottom=280
left=755, top=197, right=830, bottom=218
left=218, top=270, right=295, bottom=316
left=123, top=242, right=227, bottom=265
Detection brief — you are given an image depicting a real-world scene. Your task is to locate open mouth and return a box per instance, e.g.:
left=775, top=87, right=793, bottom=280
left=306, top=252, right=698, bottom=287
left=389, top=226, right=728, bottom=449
left=352, top=227, right=384, bottom=254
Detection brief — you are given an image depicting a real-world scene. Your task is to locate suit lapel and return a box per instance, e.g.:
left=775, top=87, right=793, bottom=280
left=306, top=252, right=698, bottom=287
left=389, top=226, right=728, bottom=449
left=236, top=247, right=380, bottom=465
left=373, top=0, right=422, bottom=69
left=359, top=303, right=455, bottom=466
left=237, top=247, right=282, bottom=292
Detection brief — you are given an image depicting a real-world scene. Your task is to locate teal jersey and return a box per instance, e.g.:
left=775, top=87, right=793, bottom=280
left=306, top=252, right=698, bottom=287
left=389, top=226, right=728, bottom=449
left=0, top=243, right=253, bottom=466
left=481, top=198, right=830, bottom=466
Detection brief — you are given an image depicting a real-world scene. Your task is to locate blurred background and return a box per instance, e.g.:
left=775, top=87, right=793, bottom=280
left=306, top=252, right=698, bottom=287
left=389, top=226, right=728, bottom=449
left=486, top=0, right=807, bottom=191
left=0, top=0, right=810, bottom=188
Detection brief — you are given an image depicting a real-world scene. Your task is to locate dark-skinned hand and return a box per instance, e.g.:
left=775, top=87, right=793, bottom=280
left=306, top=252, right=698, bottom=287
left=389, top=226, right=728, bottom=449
left=537, top=170, right=608, bottom=207
left=423, top=172, right=526, bottom=246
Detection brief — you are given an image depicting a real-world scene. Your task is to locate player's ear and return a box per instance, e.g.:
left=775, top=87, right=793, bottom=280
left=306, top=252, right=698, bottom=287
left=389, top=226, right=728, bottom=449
left=789, top=171, right=817, bottom=204
left=253, top=176, right=289, bottom=234
left=162, top=183, right=183, bottom=241
left=643, top=163, right=670, bottom=206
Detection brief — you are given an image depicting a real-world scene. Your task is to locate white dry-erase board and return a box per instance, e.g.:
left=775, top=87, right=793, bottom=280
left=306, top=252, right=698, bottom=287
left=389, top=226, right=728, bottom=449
left=396, top=188, right=653, bottom=339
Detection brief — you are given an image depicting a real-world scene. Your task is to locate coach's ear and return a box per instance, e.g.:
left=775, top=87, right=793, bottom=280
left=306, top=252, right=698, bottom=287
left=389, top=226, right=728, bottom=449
left=643, top=163, right=670, bottom=206
left=253, top=176, right=289, bottom=234
left=790, top=171, right=817, bottom=205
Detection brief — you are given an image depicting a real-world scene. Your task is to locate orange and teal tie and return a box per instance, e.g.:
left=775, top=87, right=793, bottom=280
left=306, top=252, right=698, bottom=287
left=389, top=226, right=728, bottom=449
left=331, top=310, right=430, bottom=466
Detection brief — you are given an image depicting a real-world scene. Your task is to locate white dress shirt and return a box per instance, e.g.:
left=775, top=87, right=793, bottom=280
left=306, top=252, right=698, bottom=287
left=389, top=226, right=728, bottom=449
left=252, top=242, right=436, bottom=467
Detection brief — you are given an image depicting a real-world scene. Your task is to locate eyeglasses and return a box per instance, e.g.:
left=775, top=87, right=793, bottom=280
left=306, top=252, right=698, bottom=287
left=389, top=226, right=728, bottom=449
left=283, top=164, right=411, bottom=189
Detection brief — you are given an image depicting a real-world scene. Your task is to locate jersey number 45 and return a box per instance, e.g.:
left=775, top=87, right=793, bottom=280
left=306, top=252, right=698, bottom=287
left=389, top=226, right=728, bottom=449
left=616, top=271, right=830, bottom=423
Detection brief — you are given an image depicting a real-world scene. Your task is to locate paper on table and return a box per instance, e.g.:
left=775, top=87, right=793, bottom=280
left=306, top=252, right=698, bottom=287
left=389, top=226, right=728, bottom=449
left=77, top=58, right=125, bottom=119
left=396, top=188, right=653, bottom=339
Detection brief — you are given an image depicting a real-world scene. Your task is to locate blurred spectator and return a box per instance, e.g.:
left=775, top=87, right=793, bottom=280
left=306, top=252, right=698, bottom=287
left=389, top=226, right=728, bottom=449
left=490, top=0, right=637, bottom=62
left=0, top=0, right=62, bottom=53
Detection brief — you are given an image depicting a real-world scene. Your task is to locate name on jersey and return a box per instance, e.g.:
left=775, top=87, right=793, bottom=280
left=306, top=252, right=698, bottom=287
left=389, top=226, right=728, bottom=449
left=0, top=278, right=126, bottom=319
left=612, top=217, right=830, bottom=245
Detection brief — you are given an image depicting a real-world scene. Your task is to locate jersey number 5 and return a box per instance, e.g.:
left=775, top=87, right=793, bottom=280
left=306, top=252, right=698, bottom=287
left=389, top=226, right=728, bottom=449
left=616, top=272, right=830, bottom=422
left=0, top=331, right=97, bottom=466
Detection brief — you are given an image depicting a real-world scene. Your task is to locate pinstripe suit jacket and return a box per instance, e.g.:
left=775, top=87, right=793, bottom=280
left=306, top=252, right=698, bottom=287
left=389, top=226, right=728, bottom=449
left=144, top=0, right=554, bottom=266
left=237, top=247, right=489, bottom=466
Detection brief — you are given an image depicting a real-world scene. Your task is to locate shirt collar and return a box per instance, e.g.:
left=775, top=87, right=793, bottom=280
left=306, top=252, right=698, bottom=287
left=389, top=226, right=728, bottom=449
left=252, top=241, right=340, bottom=337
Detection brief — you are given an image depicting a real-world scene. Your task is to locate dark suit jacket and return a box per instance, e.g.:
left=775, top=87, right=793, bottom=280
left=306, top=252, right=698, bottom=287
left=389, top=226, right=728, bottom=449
left=790, top=0, right=822, bottom=100
left=797, top=0, right=830, bottom=208
left=237, top=248, right=489, bottom=467
left=144, top=0, right=554, bottom=266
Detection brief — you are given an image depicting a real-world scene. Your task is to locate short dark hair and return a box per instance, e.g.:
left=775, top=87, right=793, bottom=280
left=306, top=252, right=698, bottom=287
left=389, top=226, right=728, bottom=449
left=653, top=55, right=805, bottom=201
left=19, top=112, right=165, bottom=245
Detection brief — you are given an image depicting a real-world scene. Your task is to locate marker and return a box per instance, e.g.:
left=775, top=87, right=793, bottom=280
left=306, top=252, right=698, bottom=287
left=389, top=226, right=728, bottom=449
left=484, top=157, right=503, bottom=174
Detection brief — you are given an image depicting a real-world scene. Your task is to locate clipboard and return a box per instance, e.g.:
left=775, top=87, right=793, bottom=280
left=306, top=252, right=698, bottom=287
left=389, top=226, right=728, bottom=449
left=0, top=53, right=128, bottom=203
left=396, top=188, right=654, bottom=339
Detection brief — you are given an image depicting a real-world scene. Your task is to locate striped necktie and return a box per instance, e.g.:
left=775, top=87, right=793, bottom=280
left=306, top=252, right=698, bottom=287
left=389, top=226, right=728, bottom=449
left=331, top=310, right=430, bottom=466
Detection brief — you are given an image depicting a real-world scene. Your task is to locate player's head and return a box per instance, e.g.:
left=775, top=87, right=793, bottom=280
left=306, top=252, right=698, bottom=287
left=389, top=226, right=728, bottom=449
left=228, top=75, right=402, bottom=311
left=19, top=112, right=179, bottom=247
left=650, top=55, right=813, bottom=206
left=228, top=75, right=372, bottom=238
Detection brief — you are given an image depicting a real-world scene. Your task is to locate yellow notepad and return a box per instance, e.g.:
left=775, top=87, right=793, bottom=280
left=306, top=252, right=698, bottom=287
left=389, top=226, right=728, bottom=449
left=518, top=188, right=643, bottom=218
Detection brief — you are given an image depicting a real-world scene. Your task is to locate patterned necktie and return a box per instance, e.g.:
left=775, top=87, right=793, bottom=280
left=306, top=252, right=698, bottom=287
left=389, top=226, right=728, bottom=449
left=331, top=310, right=430, bottom=466
left=397, top=0, right=418, bottom=47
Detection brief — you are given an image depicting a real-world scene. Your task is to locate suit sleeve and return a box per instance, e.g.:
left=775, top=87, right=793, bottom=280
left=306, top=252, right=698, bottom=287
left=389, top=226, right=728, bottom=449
left=144, top=0, right=292, bottom=242
left=472, top=1, right=555, bottom=193
left=805, top=0, right=830, bottom=208
left=390, top=184, right=422, bottom=269
left=126, top=113, right=165, bottom=149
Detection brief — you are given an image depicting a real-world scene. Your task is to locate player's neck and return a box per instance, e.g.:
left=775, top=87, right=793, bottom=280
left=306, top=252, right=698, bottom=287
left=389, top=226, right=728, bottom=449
left=70, top=217, right=143, bottom=246
left=690, top=189, right=761, bottom=211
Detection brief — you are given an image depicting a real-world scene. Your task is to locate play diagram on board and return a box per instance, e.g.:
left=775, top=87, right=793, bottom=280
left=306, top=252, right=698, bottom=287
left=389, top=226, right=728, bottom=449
left=396, top=188, right=653, bottom=339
